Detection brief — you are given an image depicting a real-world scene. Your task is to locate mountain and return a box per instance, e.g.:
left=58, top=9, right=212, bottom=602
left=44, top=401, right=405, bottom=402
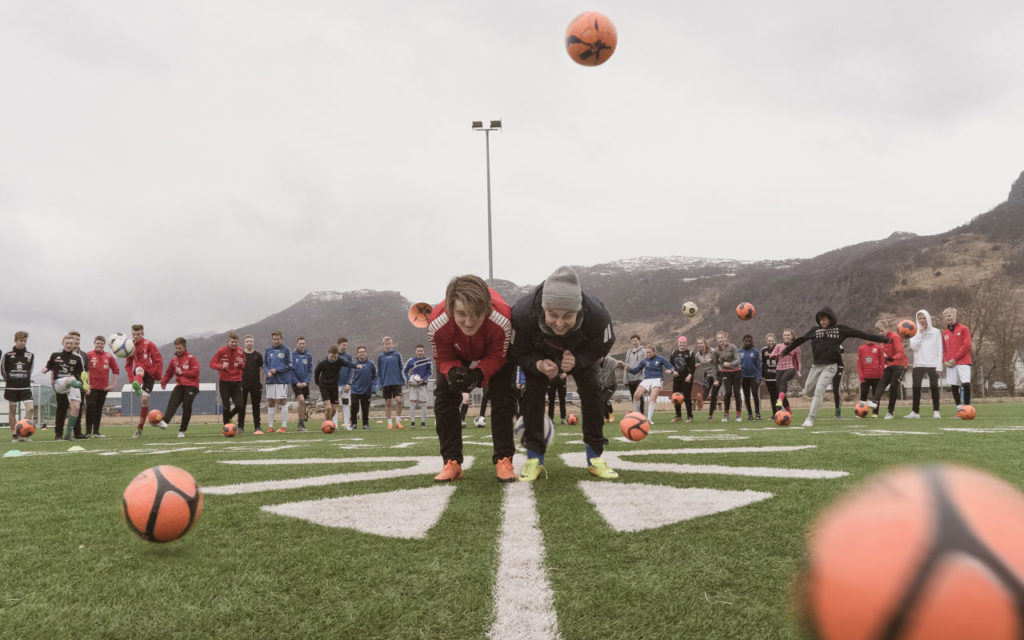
left=172, top=171, right=1024, bottom=386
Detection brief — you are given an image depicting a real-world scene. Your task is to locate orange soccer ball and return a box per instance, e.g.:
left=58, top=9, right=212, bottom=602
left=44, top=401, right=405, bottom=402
left=122, top=465, right=203, bottom=543
left=853, top=401, right=871, bottom=418
left=956, top=405, right=976, bottom=420
left=408, top=302, right=433, bottom=329
left=222, top=423, right=237, bottom=437
left=147, top=409, right=163, bottom=425
left=897, top=319, right=918, bottom=338
left=565, top=11, right=617, bottom=67
left=774, top=410, right=792, bottom=426
left=802, top=465, right=1024, bottom=640
left=14, top=419, right=36, bottom=438
left=736, top=302, right=756, bottom=321
left=619, top=411, right=649, bottom=441
left=566, top=414, right=579, bottom=426
left=322, top=420, right=337, bottom=433
left=671, top=392, right=685, bottom=406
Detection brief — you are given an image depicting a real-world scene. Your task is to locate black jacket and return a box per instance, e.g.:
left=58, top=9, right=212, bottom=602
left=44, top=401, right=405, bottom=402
left=782, top=307, right=889, bottom=366
left=509, top=286, right=614, bottom=378
left=669, top=349, right=695, bottom=379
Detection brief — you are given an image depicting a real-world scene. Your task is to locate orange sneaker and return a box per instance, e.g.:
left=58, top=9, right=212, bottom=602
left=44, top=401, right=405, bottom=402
left=433, top=459, right=462, bottom=482
left=387, top=424, right=394, bottom=430
left=266, top=427, right=275, bottom=433
left=494, top=457, right=516, bottom=483
left=278, top=427, right=287, bottom=433
left=396, top=420, right=404, bottom=429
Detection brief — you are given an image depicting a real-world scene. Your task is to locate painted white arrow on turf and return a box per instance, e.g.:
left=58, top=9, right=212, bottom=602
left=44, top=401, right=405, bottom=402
left=262, top=485, right=456, bottom=539
left=579, top=481, right=773, bottom=532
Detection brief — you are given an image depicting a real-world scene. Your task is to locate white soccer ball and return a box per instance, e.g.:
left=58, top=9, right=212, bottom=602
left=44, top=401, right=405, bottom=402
left=473, top=416, right=486, bottom=427
left=109, top=333, right=134, bottom=359
left=681, top=301, right=698, bottom=318
left=409, top=374, right=423, bottom=386
left=513, top=415, right=555, bottom=447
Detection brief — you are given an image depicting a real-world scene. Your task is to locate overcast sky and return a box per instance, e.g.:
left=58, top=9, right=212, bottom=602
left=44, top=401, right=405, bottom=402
left=3, top=1, right=1023, bottom=353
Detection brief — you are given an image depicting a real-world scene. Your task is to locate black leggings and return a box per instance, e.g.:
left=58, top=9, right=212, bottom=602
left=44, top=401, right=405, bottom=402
left=720, top=371, right=741, bottom=413
left=164, top=385, right=198, bottom=431
left=859, top=379, right=879, bottom=402
left=239, top=386, right=262, bottom=430
left=763, top=378, right=778, bottom=414
left=775, top=369, right=797, bottom=411
left=911, top=367, right=940, bottom=413
left=871, top=366, right=905, bottom=415
left=672, top=376, right=693, bottom=419
left=703, top=376, right=720, bottom=416
left=219, top=380, right=243, bottom=424
left=351, top=393, right=371, bottom=426
left=741, top=377, right=760, bottom=416
left=85, top=389, right=108, bottom=435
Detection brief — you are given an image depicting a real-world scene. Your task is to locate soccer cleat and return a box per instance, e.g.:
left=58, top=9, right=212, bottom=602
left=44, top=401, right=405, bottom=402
left=518, top=458, right=546, bottom=482
left=278, top=427, right=287, bottom=433
left=933, top=410, right=942, bottom=419
left=671, top=416, right=682, bottom=423
left=433, top=459, right=463, bottom=482
left=132, top=381, right=142, bottom=396
left=685, top=417, right=693, bottom=423
left=80, top=372, right=90, bottom=392
left=870, top=413, right=879, bottom=419
left=707, top=415, right=714, bottom=422
left=345, top=425, right=355, bottom=431
left=696, top=393, right=704, bottom=409
left=387, top=424, right=393, bottom=430
left=802, top=418, right=814, bottom=427
left=835, top=409, right=841, bottom=418
left=884, top=413, right=894, bottom=420
left=587, top=457, right=619, bottom=479
left=297, top=425, right=307, bottom=432
left=177, top=431, right=186, bottom=438
left=253, top=429, right=264, bottom=435
left=747, top=414, right=754, bottom=421
left=156, top=420, right=168, bottom=430
left=266, top=427, right=275, bottom=433
left=721, top=415, right=728, bottom=423
left=905, top=412, right=920, bottom=419
left=755, top=414, right=761, bottom=420
left=93, top=433, right=107, bottom=438
left=494, top=457, right=516, bottom=483
left=362, top=424, right=370, bottom=430
left=866, top=400, right=879, bottom=409
left=132, top=430, right=142, bottom=439
left=396, top=421, right=404, bottom=429
left=735, top=415, right=742, bottom=422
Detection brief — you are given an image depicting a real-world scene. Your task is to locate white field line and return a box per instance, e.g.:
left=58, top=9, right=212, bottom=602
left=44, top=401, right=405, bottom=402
left=487, top=483, right=560, bottom=640
left=560, top=448, right=847, bottom=480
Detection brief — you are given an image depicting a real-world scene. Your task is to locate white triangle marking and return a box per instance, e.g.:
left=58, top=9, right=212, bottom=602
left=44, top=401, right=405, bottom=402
left=579, top=481, right=773, bottom=532
left=261, top=485, right=456, bottom=539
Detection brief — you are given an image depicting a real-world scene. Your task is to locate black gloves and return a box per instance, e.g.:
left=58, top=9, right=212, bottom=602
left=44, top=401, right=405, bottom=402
left=447, top=367, right=484, bottom=392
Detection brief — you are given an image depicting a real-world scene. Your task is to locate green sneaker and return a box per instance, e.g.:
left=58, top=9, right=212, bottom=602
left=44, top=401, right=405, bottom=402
left=80, top=372, right=90, bottom=392
left=518, top=458, right=546, bottom=483
left=587, top=457, right=619, bottom=479
left=132, top=380, right=142, bottom=396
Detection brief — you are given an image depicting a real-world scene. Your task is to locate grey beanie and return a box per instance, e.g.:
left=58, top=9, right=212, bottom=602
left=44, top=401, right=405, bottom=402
left=541, top=266, right=583, bottom=312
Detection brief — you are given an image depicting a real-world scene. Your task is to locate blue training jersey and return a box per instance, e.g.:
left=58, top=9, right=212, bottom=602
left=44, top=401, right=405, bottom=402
left=291, top=348, right=314, bottom=385
left=264, top=345, right=297, bottom=384
left=627, top=355, right=673, bottom=380
left=403, top=356, right=433, bottom=382
left=349, top=360, right=377, bottom=395
left=377, top=350, right=404, bottom=387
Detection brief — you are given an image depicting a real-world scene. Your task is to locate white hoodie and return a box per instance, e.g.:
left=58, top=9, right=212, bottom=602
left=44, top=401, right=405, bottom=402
left=908, top=309, right=944, bottom=370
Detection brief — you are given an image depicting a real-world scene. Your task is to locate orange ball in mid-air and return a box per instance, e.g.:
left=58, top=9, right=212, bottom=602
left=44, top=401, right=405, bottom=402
left=122, top=465, right=203, bottom=543
left=565, top=12, right=617, bottom=67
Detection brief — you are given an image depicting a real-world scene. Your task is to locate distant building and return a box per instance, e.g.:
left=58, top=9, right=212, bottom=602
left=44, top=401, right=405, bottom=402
left=119, top=383, right=219, bottom=416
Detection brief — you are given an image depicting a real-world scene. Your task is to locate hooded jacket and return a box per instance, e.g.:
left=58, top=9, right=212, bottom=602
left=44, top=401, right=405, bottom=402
left=782, top=307, right=889, bottom=366
left=908, top=309, right=944, bottom=370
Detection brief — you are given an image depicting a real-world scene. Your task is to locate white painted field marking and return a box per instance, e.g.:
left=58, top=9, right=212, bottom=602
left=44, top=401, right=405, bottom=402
left=739, top=427, right=804, bottom=431
left=210, top=445, right=303, bottom=453
left=666, top=435, right=749, bottom=442
left=487, top=483, right=561, bottom=640
left=336, top=444, right=381, bottom=450
left=261, top=485, right=456, bottom=539
left=692, top=429, right=726, bottom=432
left=462, top=441, right=497, bottom=447
left=810, top=430, right=932, bottom=436
left=579, top=482, right=773, bottom=532
left=606, top=446, right=817, bottom=455
left=204, top=456, right=474, bottom=495
left=942, top=426, right=1024, bottom=433
left=560, top=448, right=847, bottom=480
left=388, top=442, right=418, bottom=449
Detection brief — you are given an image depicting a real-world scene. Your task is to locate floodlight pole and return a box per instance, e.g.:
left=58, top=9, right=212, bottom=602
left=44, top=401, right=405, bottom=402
left=472, top=120, right=501, bottom=280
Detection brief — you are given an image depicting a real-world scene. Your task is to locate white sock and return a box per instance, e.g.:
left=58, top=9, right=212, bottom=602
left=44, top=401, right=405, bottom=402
left=332, top=411, right=339, bottom=424
left=281, top=406, right=289, bottom=428
left=268, top=407, right=276, bottom=427
left=646, top=403, right=654, bottom=421
left=633, top=400, right=640, bottom=412
left=342, top=403, right=350, bottom=425
left=387, top=418, right=393, bottom=426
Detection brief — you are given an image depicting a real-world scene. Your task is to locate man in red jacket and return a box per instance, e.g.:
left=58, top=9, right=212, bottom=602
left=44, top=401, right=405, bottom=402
left=127, top=323, right=166, bottom=438
left=210, top=333, right=246, bottom=427
left=867, top=320, right=909, bottom=419
left=941, top=307, right=973, bottom=408
left=85, top=335, right=120, bottom=438
left=155, top=337, right=201, bottom=438
left=856, top=339, right=885, bottom=403
left=427, top=274, right=516, bottom=483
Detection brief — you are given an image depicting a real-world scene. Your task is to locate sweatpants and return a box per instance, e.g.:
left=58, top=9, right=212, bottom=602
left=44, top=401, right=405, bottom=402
left=719, top=371, right=741, bottom=414
left=351, top=393, right=371, bottom=427
left=164, top=385, right=199, bottom=431
left=763, top=376, right=778, bottom=415
left=435, top=363, right=515, bottom=465
left=803, top=363, right=838, bottom=420
left=703, top=376, right=720, bottom=417
left=911, top=367, right=940, bottom=413
left=239, top=386, right=262, bottom=431
left=521, top=364, right=605, bottom=458
left=219, top=380, right=243, bottom=424
left=547, top=378, right=567, bottom=422
left=832, top=365, right=844, bottom=410
left=741, top=377, right=760, bottom=417
left=871, top=366, right=905, bottom=415
left=85, top=389, right=108, bottom=435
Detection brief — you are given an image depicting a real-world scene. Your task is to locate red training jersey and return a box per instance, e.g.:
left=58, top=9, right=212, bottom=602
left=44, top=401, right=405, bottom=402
left=427, top=288, right=511, bottom=387
left=881, top=331, right=908, bottom=368
left=161, top=351, right=201, bottom=388
left=126, top=338, right=163, bottom=379
left=210, top=345, right=246, bottom=382
left=87, top=350, right=120, bottom=390
left=856, top=343, right=885, bottom=382
left=942, top=323, right=972, bottom=365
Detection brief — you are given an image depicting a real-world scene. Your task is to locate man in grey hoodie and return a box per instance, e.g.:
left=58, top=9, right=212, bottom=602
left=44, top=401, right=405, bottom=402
left=623, top=334, right=647, bottom=415
left=907, top=309, right=944, bottom=418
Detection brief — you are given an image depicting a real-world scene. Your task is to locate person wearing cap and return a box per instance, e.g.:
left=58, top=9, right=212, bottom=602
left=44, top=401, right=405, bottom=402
left=668, top=336, right=695, bottom=422
left=509, top=265, right=618, bottom=481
